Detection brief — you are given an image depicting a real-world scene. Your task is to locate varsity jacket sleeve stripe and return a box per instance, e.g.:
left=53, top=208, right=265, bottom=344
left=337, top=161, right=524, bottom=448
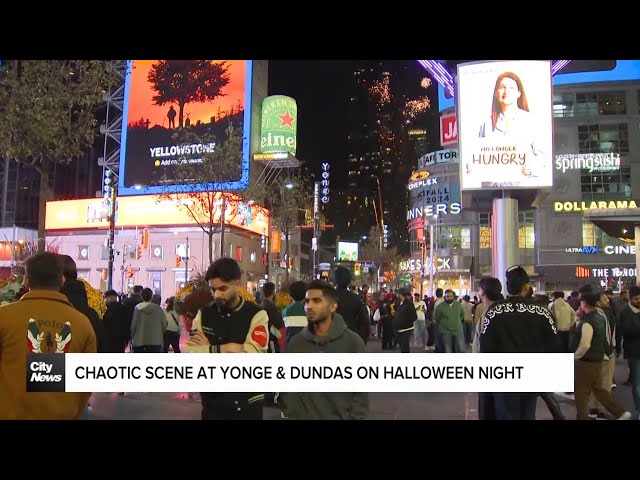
left=243, top=310, right=269, bottom=353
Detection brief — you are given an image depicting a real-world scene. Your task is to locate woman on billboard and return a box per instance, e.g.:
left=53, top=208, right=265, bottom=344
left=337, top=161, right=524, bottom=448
left=478, top=71, right=544, bottom=179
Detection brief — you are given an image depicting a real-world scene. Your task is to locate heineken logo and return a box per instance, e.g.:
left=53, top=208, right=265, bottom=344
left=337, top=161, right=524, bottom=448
left=260, top=95, right=297, bottom=155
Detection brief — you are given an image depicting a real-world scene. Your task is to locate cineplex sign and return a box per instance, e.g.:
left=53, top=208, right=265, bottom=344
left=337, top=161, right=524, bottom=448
left=554, top=200, right=638, bottom=212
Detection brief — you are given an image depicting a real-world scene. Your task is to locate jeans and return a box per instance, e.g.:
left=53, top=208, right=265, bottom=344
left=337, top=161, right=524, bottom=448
left=629, top=358, right=640, bottom=413
left=441, top=332, right=466, bottom=353
left=463, top=322, right=473, bottom=345
left=413, top=320, right=426, bottom=347
left=163, top=331, right=181, bottom=353
left=494, top=393, right=538, bottom=420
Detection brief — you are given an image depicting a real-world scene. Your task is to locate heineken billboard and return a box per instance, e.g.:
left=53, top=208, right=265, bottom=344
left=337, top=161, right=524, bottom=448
left=260, top=95, right=297, bottom=156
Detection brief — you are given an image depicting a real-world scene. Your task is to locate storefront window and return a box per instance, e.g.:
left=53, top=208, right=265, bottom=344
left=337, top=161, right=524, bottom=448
left=438, top=226, right=471, bottom=250
left=582, top=220, right=624, bottom=248
left=479, top=213, right=491, bottom=249
left=518, top=212, right=535, bottom=249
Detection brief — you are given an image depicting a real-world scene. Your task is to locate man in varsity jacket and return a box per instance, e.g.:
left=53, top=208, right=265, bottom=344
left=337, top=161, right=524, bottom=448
left=186, top=258, right=269, bottom=420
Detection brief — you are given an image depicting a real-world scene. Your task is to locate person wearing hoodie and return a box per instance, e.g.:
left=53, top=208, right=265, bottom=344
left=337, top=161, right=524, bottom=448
left=130, top=288, right=167, bottom=353
left=282, top=280, right=368, bottom=420
left=550, top=291, right=576, bottom=353
left=59, top=254, right=107, bottom=353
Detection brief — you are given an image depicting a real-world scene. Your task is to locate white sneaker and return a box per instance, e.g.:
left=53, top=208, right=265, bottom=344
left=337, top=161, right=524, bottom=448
left=617, top=412, right=633, bottom=420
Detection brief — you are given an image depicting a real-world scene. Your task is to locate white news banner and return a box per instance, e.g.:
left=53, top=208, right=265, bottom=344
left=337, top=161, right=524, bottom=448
left=62, top=353, right=574, bottom=393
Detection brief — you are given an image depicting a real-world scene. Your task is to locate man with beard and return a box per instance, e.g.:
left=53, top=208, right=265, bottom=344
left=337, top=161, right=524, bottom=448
left=434, top=289, right=465, bottom=353
left=281, top=280, right=368, bottom=420
left=186, top=258, right=269, bottom=420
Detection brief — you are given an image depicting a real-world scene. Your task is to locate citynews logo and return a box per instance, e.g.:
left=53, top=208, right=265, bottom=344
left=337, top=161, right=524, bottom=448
left=26, top=353, right=65, bottom=392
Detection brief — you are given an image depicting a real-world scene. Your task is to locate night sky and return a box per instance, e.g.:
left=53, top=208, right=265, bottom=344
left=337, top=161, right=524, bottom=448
left=268, top=60, right=351, bottom=181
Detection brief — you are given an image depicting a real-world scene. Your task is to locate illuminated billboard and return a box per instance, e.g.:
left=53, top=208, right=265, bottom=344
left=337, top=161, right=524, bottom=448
left=439, top=60, right=640, bottom=111
left=118, top=60, right=252, bottom=195
left=337, top=242, right=359, bottom=262
left=45, top=193, right=269, bottom=237
left=457, top=60, right=553, bottom=190
left=260, top=95, right=297, bottom=156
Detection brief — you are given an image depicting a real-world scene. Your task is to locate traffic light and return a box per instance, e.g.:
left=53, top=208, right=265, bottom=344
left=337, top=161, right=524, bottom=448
left=136, top=245, right=142, bottom=260
left=141, top=228, right=150, bottom=250
left=175, top=255, right=181, bottom=267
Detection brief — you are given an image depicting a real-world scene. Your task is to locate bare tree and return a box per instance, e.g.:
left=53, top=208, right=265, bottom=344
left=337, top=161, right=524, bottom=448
left=359, top=224, right=402, bottom=288
left=155, top=123, right=269, bottom=265
left=244, top=173, right=311, bottom=283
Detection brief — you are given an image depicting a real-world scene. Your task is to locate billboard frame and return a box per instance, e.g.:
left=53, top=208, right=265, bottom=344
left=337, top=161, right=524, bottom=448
left=455, top=59, right=554, bottom=192
left=117, top=60, right=254, bottom=196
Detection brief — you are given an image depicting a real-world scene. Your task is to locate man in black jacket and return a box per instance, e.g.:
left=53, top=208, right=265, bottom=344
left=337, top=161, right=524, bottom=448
left=393, top=288, right=417, bottom=353
left=261, top=282, right=284, bottom=353
left=480, top=265, right=562, bottom=420
left=619, top=285, right=640, bottom=418
left=103, top=289, right=130, bottom=353
left=334, top=267, right=370, bottom=344
left=58, top=255, right=107, bottom=353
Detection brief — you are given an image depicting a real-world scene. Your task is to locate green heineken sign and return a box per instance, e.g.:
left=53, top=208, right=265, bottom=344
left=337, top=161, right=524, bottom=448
left=260, top=95, right=297, bottom=156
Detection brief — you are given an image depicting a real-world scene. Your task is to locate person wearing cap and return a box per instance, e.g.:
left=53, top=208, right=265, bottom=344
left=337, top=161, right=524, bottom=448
left=393, top=288, right=417, bottom=353
left=479, top=265, right=562, bottom=420
left=572, top=284, right=632, bottom=420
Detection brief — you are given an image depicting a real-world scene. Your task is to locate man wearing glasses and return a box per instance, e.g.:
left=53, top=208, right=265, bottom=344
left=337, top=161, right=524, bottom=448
left=479, top=265, right=562, bottom=420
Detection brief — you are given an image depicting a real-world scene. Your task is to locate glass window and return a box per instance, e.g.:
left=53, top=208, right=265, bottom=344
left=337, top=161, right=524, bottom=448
left=553, top=93, right=574, bottom=118
left=518, top=211, right=535, bottom=249
left=576, top=93, right=598, bottom=116
left=149, top=272, right=162, bottom=295
left=598, top=91, right=626, bottom=115
left=578, top=123, right=628, bottom=154
left=100, top=245, right=109, bottom=260
left=479, top=213, right=491, bottom=249
left=581, top=165, right=631, bottom=202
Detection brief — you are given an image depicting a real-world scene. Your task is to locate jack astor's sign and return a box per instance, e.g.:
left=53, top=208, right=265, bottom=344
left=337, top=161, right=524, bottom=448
left=554, top=200, right=638, bottom=212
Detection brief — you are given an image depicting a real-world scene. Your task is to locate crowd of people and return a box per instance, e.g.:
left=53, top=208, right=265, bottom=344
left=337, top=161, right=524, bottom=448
left=1, top=252, right=638, bottom=421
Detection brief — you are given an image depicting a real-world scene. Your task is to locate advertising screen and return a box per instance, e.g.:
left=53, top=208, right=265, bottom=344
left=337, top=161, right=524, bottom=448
left=337, top=242, right=359, bottom=262
left=45, top=193, right=269, bottom=237
left=260, top=95, right=297, bottom=155
left=118, top=60, right=252, bottom=195
left=457, top=60, right=553, bottom=190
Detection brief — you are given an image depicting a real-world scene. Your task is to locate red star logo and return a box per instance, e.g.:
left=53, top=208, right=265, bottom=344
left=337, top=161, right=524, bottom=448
left=278, top=110, right=295, bottom=128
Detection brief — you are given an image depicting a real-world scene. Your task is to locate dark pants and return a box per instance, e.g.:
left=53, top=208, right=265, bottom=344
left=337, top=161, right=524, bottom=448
left=105, top=337, right=128, bottom=353
left=133, top=345, right=163, bottom=353
left=382, top=318, right=394, bottom=350
left=478, top=392, right=496, bottom=420
left=426, top=322, right=435, bottom=347
left=629, top=358, right=640, bottom=412
left=398, top=330, right=412, bottom=353
left=202, top=401, right=263, bottom=420
left=493, top=393, right=538, bottom=420
left=163, top=331, right=181, bottom=353
left=558, top=330, right=571, bottom=353
left=539, top=392, right=565, bottom=420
